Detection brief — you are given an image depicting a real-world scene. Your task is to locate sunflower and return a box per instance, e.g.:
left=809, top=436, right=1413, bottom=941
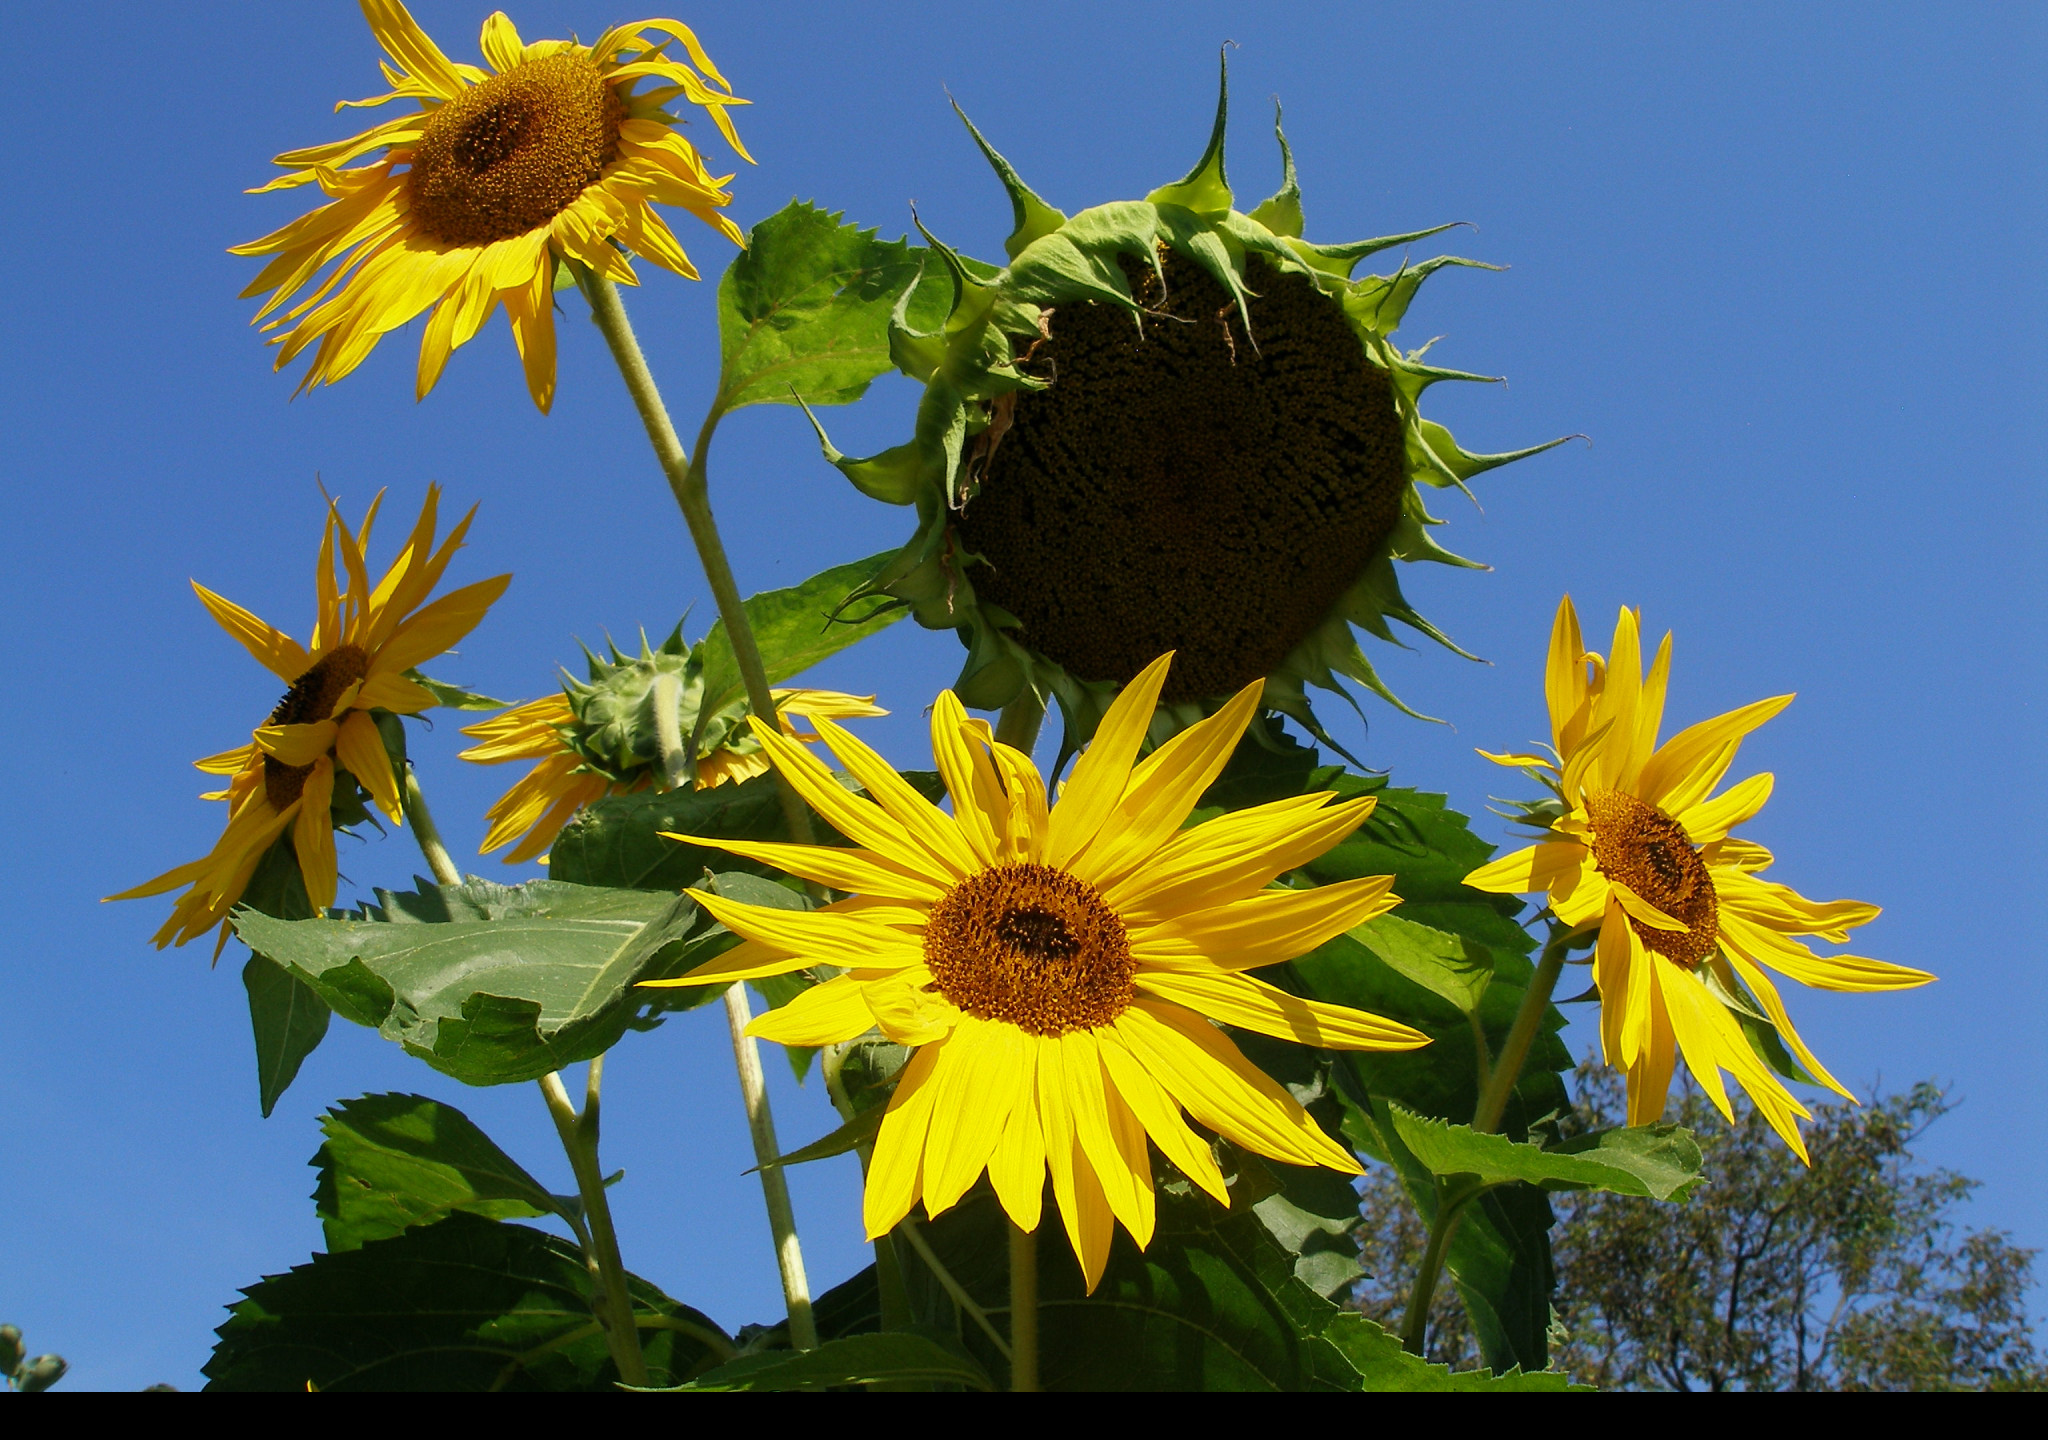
left=803, top=59, right=1564, bottom=752
left=463, top=685, right=886, bottom=864
left=642, top=653, right=1429, bottom=1289
left=109, top=487, right=510, bottom=949
left=233, top=1, right=750, bottom=412
left=1464, top=597, right=1934, bottom=1159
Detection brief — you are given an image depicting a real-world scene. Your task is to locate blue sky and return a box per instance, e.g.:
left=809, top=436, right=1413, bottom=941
left=1, top=1, right=2041, bottom=1390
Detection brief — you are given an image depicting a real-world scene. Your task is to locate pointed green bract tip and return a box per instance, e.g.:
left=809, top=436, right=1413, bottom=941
left=1146, top=46, right=1234, bottom=219
left=1247, top=101, right=1304, bottom=239
left=953, top=99, right=1067, bottom=261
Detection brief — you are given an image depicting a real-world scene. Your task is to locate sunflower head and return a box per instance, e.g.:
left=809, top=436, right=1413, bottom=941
left=1466, top=597, right=1936, bottom=1159
left=643, top=652, right=1431, bottom=1290
left=460, top=621, right=885, bottom=863
left=109, top=487, right=509, bottom=948
left=805, top=55, right=1567, bottom=755
left=233, top=2, right=752, bottom=411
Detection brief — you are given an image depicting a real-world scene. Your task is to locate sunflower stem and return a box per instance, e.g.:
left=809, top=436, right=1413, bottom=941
left=1008, top=1222, right=1040, bottom=1391
left=578, top=270, right=815, bottom=851
left=994, top=692, right=1047, bottom=756
left=1402, top=923, right=1586, bottom=1356
left=1470, top=924, right=1579, bottom=1136
left=539, top=1063, right=649, bottom=1387
left=722, top=981, right=819, bottom=1350
left=823, top=1045, right=915, bottom=1335
left=401, top=767, right=463, bottom=888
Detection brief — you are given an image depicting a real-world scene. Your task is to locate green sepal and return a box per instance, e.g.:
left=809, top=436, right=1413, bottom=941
left=405, top=669, right=507, bottom=711
left=1247, top=103, right=1305, bottom=238
left=953, top=99, right=1068, bottom=260
left=1343, top=254, right=1502, bottom=337
left=1414, top=418, right=1577, bottom=484
left=1145, top=47, right=1235, bottom=220
left=1282, top=222, right=1467, bottom=281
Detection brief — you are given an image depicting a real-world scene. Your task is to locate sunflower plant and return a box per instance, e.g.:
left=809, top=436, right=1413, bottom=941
left=91, top=2, right=1931, bottom=1394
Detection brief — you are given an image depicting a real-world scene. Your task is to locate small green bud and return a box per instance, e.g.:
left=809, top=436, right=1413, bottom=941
left=18, top=1354, right=67, bottom=1393
left=0, top=1323, right=23, bottom=1372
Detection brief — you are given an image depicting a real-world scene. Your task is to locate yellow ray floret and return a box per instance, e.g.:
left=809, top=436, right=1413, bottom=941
left=233, top=1, right=752, bottom=412
left=109, top=488, right=508, bottom=950
left=1466, top=596, right=1933, bottom=1160
left=644, top=652, right=1424, bottom=1290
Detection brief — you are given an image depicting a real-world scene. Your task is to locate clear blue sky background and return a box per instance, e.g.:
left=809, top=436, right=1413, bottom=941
left=1, top=1, right=2040, bottom=1391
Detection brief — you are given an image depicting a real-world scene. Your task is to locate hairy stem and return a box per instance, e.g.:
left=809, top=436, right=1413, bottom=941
left=1400, top=1184, right=1473, bottom=1358
left=994, top=691, right=1047, bottom=756
left=539, top=1063, right=648, bottom=1386
left=401, top=767, right=463, bottom=888
left=579, top=270, right=812, bottom=847
left=650, top=670, right=690, bottom=790
left=1008, top=1222, right=1039, bottom=1391
left=722, top=982, right=819, bottom=1350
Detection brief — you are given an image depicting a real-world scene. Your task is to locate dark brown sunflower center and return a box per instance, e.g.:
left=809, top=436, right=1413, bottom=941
left=922, top=863, right=1134, bottom=1036
left=263, top=645, right=368, bottom=810
left=408, top=54, right=624, bottom=247
left=1585, top=789, right=1719, bottom=968
left=954, top=248, right=1410, bottom=705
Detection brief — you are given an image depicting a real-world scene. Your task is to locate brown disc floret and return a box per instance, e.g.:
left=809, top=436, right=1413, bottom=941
left=262, top=644, right=368, bottom=809
left=955, top=247, right=1411, bottom=704
left=408, top=54, right=624, bottom=247
left=1585, top=789, right=1720, bottom=967
left=922, top=863, right=1135, bottom=1036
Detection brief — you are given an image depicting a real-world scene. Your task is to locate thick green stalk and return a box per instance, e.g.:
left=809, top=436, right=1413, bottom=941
left=721, top=981, right=819, bottom=1351
left=994, top=692, right=1047, bottom=755
left=540, top=1063, right=649, bottom=1386
left=1399, top=925, right=1583, bottom=1355
left=650, top=671, right=690, bottom=790
left=1008, top=1223, right=1039, bottom=1392
left=400, top=767, right=463, bottom=888
left=579, top=270, right=813, bottom=848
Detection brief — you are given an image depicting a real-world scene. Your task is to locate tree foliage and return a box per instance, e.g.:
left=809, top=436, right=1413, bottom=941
left=1354, top=1064, right=2045, bottom=1390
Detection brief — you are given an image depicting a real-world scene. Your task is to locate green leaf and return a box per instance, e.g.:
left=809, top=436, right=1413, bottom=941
left=1350, top=913, right=1494, bottom=1017
left=1386, top=1106, right=1703, bottom=1201
left=406, top=669, right=507, bottom=712
left=311, top=1093, right=565, bottom=1252
left=203, top=1214, right=731, bottom=1391
left=243, top=954, right=331, bottom=1119
left=232, top=880, right=711, bottom=1087
left=750, top=1103, right=885, bottom=1174
left=1322, top=1314, right=1585, bottom=1391
left=695, top=551, right=907, bottom=724
left=667, top=1332, right=994, bottom=1392
left=714, top=200, right=952, bottom=412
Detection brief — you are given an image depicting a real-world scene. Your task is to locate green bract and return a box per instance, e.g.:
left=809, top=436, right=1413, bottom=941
left=807, top=58, right=1566, bottom=753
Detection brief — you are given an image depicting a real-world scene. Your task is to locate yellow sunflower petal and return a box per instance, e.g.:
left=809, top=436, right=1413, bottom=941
left=1676, top=771, right=1774, bottom=845
left=478, top=10, right=526, bottom=72
left=374, top=575, right=513, bottom=675
left=1133, top=876, right=1399, bottom=973
left=191, top=583, right=311, bottom=682
left=1716, top=869, right=1881, bottom=943
left=987, top=1049, right=1047, bottom=1234
left=1463, top=840, right=1589, bottom=896
left=1610, top=879, right=1689, bottom=933
left=660, top=834, right=948, bottom=903
left=1718, top=910, right=1934, bottom=993
left=928, top=691, right=1004, bottom=867
left=1715, top=952, right=1856, bottom=1102
left=1134, top=969, right=1428, bottom=1052
left=1096, top=1027, right=1228, bottom=1205
left=1637, top=694, right=1794, bottom=812
left=745, top=975, right=877, bottom=1048
left=1103, top=793, right=1362, bottom=921
left=1544, top=595, right=1588, bottom=752
left=864, top=1043, right=942, bottom=1239
left=1591, top=608, right=1644, bottom=790
left=682, top=888, right=926, bottom=975
left=1115, top=1000, right=1359, bottom=1173
left=1068, top=678, right=1263, bottom=890
left=749, top=724, right=956, bottom=881
left=1624, top=980, right=1679, bottom=1127
left=923, top=1018, right=1026, bottom=1218
left=254, top=720, right=340, bottom=768
left=335, top=710, right=401, bottom=822
left=1044, top=653, right=1174, bottom=870
left=359, top=0, right=467, bottom=100
left=1060, top=1030, right=1154, bottom=1249
left=812, top=714, right=983, bottom=879
left=291, top=761, right=338, bottom=911
left=1593, top=903, right=1634, bottom=1068
left=862, top=968, right=960, bottom=1048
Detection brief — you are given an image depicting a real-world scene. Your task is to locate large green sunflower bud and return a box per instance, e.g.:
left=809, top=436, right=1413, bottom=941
left=560, top=623, right=737, bottom=787
left=806, top=56, right=1568, bottom=755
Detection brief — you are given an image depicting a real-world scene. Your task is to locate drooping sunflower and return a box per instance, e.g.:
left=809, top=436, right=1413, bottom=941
left=805, top=59, right=1565, bottom=752
left=109, top=487, right=510, bottom=949
left=1465, top=597, right=1934, bottom=1159
left=233, top=1, right=750, bottom=411
left=642, top=653, right=1429, bottom=1288
left=462, top=632, right=885, bottom=865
